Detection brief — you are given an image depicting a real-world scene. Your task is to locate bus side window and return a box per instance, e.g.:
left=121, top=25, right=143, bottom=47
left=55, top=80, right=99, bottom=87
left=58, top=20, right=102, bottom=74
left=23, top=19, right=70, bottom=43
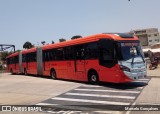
left=98, top=39, right=117, bottom=68
left=14, top=56, right=19, bottom=63
left=50, top=49, right=55, bottom=61
left=85, top=42, right=99, bottom=59
left=43, top=51, right=47, bottom=61
left=100, top=48, right=113, bottom=61
left=30, top=52, right=36, bottom=62
left=26, top=52, right=36, bottom=62
left=99, top=39, right=114, bottom=61
left=12, top=57, right=15, bottom=64
left=27, top=53, right=31, bottom=62
left=75, top=45, right=85, bottom=60
left=55, top=48, right=65, bottom=60
left=46, top=51, right=50, bottom=61
left=26, top=54, right=28, bottom=62
left=10, top=58, right=13, bottom=64
left=43, top=51, right=49, bottom=61
left=33, top=52, right=36, bottom=62
left=22, top=54, right=26, bottom=62
left=65, top=46, right=74, bottom=60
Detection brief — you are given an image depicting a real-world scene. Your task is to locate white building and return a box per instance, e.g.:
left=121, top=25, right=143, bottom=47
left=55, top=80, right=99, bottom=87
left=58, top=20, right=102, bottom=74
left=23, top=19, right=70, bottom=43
left=131, top=28, right=160, bottom=46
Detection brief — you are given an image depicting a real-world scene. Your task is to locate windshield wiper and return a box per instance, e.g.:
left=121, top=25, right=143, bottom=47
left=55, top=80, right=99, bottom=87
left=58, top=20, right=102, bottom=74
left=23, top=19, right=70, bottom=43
left=138, top=50, right=145, bottom=63
left=131, top=46, right=145, bottom=64
left=131, top=46, right=135, bottom=65
left=131, top=53, right=135, bottom=65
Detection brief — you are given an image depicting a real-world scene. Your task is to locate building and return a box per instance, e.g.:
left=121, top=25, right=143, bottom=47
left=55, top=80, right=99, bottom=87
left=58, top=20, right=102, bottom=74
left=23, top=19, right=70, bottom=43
left=131, top=28, right=160, bottom=46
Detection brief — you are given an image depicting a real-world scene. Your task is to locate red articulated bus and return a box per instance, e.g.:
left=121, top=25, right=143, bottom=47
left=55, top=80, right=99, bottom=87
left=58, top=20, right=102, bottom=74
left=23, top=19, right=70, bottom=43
left=7, top=33, right=147, bottom=83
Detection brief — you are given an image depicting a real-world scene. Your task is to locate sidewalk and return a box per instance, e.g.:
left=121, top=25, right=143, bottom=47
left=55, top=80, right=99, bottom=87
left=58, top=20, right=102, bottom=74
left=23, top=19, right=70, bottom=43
left=147, top=64, right=160, bottom=77
left=129, top=64, right=160, bottom=114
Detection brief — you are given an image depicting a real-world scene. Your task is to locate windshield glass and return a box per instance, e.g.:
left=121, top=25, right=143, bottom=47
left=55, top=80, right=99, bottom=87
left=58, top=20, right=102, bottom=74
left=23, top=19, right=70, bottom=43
left=118, top=42, right=144, bottom=61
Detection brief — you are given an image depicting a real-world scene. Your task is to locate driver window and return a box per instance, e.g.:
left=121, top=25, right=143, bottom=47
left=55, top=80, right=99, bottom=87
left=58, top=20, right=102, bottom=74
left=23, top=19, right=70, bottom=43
left=101, top=48, right=113, bottom=61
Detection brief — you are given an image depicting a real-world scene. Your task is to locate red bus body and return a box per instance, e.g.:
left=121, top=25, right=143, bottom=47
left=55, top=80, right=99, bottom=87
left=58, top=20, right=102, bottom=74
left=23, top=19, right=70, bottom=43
left=7, top=33, right=146, bottom=83
left=21, top=48, right=37, bottom=75
left=7, top=52, right=20, bottom=74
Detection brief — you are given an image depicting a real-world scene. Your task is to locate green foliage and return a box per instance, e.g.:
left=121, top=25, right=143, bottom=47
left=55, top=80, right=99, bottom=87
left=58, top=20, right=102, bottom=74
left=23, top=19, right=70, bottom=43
left=0, top=51, right=11, bottom=61
left=71, top=35, right=82, bottom=40
left=23, top=41, right=34, bottom=49
left=59, top=38, right=66, bottom=42
left=52, top=40, right=55, bottom=44
left=15, top=50, right=21, bottom=52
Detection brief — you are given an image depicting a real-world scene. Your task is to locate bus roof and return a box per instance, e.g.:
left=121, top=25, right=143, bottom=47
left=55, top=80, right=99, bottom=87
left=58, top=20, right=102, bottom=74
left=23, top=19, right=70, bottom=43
left=7, top=33, right=139, bottom=57
left=7, top=52, right=19, bottom=58
left=21, top=47, right=37, bottom=54
left=42, top=33, right=138, bottom=50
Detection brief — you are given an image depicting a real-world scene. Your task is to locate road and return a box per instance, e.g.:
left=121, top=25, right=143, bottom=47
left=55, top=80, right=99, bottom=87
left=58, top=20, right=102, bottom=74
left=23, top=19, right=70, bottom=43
left=0, top=73, right=158, bottom=114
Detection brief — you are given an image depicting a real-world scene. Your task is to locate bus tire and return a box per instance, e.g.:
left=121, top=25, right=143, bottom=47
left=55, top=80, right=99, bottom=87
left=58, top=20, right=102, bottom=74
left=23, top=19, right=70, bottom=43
left=50, top=69, right=56, bottom=79
left=10, top=69, right=13, bottom=75
left=88, top=70, right=99, bottom=84
left=24, top=69, right=27, bottom=76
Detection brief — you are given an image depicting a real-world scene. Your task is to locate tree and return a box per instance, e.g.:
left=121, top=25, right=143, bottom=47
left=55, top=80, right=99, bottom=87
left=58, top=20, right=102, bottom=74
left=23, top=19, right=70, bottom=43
left=23, top=41, right=34, bottom=49
left=71, top=35, right=82, bottom=40
left=15, top=50, right=21, bottom=52
left=41, top=41, right=46, bottom=45
left=52, top=40, right=55, bottom=44
left=59, top=38, right=66, bottom=42
left=0, top=51, right=11, bottom=61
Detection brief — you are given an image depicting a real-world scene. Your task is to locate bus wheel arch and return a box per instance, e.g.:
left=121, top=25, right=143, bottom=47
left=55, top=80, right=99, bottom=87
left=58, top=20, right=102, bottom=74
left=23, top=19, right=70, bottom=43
left=88, top=69, right=99, bottom=84
left=50, top=68, right=57, bottom=79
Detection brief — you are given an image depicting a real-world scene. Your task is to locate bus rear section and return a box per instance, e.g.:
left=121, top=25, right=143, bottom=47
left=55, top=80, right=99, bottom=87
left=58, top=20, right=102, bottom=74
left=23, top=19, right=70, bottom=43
left=7, top=52, right=22, bottom=74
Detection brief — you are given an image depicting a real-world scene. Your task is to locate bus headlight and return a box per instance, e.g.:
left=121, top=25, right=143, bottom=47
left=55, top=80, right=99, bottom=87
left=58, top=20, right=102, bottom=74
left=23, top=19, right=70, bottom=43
left=120, top=65, right=131, bottom=72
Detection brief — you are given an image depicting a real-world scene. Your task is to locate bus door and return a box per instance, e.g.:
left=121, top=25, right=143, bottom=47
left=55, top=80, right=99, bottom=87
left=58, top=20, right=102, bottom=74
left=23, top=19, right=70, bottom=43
left=65, top=47, right=75, bottom=79
left=74, top=45, right=86, bottom=80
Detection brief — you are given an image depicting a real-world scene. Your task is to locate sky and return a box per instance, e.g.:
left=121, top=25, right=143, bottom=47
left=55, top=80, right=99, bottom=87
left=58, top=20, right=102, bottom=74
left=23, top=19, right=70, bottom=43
left=0, top=0, right=160, bottom=50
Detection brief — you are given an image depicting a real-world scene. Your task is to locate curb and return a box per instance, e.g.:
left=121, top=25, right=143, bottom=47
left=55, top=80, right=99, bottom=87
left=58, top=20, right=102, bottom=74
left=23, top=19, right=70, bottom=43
left=147, top=76, right=160, bottom=78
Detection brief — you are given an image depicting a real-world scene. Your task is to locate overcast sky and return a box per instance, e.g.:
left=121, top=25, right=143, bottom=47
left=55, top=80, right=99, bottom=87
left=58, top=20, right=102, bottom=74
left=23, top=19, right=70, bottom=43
left=0, top=0, right=160, bottom=50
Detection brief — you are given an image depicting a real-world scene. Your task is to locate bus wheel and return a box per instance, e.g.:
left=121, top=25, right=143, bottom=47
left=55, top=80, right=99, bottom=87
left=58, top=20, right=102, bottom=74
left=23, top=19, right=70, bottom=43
left=24, top=69, right=27, bottom=76
left=88, top=71, right=99, bottom=84
left=10, top=69, right=13, bottom=75
left=50, top=70, right=56, bottom=79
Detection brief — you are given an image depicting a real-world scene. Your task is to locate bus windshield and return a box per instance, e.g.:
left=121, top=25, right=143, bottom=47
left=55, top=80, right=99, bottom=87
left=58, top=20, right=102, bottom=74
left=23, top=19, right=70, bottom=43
left=118, top=42, right=144, bottom=61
